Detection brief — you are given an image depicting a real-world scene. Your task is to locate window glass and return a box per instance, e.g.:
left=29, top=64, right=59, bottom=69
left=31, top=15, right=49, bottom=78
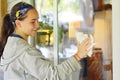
left=35, top=0, right=112, bottom=80
left=35, top=0, right=54, bottom=60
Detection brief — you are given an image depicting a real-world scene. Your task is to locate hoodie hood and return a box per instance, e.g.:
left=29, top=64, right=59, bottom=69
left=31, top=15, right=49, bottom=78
left=0, top=37, right=29, bottom=66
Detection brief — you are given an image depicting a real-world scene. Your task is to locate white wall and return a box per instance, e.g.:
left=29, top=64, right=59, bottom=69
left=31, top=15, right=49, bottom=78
left=112, top=0, right=120, bottom=80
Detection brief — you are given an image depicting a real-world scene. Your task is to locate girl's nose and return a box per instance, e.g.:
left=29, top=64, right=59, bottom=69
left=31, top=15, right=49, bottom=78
left=35, top=20, right=39, bottom=28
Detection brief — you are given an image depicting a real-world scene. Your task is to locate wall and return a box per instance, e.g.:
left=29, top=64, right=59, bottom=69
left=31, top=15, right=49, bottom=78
left=112, top=0, right=120, bottom=80
left=0, top=0, right=7, bottom=32
left=0, top=1, right=1, bottom=29
left=94, top=10, right=112, bottom=80
left=94, top=10, right=112, bottom=59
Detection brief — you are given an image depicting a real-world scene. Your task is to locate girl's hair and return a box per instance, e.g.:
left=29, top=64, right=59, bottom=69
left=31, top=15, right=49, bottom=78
left=0, top=2, right=34, bottom=58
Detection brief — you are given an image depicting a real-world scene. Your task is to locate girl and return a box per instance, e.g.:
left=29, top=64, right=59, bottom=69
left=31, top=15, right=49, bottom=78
left=0, top=2, right=91, bottom=80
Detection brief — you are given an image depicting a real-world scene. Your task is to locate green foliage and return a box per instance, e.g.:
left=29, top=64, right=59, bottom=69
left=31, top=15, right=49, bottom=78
left=37, top=21, right=66, bottom=45
left=39, top=22, right=53, bottom=30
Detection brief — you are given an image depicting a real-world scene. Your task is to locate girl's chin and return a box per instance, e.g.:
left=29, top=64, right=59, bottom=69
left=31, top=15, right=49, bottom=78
left=31, top=32, right=37, bottom=36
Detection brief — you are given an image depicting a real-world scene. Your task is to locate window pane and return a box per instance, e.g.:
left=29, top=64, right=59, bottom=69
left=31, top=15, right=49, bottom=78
left=35, top=0, right=54, bottom=60
left=35, top=0, right=113, bottom=80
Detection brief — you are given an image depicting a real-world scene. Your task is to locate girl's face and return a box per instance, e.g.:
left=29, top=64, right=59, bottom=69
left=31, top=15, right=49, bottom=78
left=18, top=9, right=39, bottom=37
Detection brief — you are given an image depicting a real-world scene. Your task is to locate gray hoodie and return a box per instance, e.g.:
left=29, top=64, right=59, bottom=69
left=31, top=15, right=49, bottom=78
left=0, top=37, right=81, bottom=80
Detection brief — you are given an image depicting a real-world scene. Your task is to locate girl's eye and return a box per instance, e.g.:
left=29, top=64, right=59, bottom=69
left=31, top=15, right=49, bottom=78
left=31, top=21, right=35, bottom=23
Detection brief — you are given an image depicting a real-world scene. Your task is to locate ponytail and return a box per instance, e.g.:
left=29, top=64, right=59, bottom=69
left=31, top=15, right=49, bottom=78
left=0, top=14, right=14, bottom=58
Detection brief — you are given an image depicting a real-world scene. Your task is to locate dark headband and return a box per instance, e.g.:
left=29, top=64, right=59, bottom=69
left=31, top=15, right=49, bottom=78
left=15, top=2, right=33, bottom=19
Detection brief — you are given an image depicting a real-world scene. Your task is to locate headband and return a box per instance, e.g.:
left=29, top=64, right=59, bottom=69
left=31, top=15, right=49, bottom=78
left=15, top=2, right=33, bottom=19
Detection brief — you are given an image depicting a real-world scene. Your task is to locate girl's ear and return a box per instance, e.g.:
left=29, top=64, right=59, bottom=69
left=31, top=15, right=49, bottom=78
left=15, top=20, right=21, bottom=28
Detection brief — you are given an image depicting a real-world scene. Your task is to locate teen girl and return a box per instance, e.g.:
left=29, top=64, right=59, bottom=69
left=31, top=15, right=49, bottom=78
left=0, top=2, right=91, bottom=80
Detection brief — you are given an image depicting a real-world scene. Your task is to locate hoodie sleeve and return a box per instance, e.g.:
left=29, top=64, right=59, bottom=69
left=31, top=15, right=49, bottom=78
left=20, top=47, right=81, bottom=80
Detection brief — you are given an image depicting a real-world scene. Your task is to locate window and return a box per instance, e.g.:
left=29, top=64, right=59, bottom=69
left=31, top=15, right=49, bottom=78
left=35, top=0, right=112, bottom=80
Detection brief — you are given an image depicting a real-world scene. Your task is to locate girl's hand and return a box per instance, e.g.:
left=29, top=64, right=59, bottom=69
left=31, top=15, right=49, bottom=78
left=74, top=38, right=92, bottom=61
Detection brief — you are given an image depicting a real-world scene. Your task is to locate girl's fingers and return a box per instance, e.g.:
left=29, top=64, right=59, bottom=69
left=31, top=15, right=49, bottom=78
left=77, top=37, right=94, bottom=58
left=80, top=38, right=91, bottom=48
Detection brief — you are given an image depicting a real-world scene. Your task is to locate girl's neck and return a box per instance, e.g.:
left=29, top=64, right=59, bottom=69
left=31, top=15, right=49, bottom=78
left=13, top=31, right=28, bottom=41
